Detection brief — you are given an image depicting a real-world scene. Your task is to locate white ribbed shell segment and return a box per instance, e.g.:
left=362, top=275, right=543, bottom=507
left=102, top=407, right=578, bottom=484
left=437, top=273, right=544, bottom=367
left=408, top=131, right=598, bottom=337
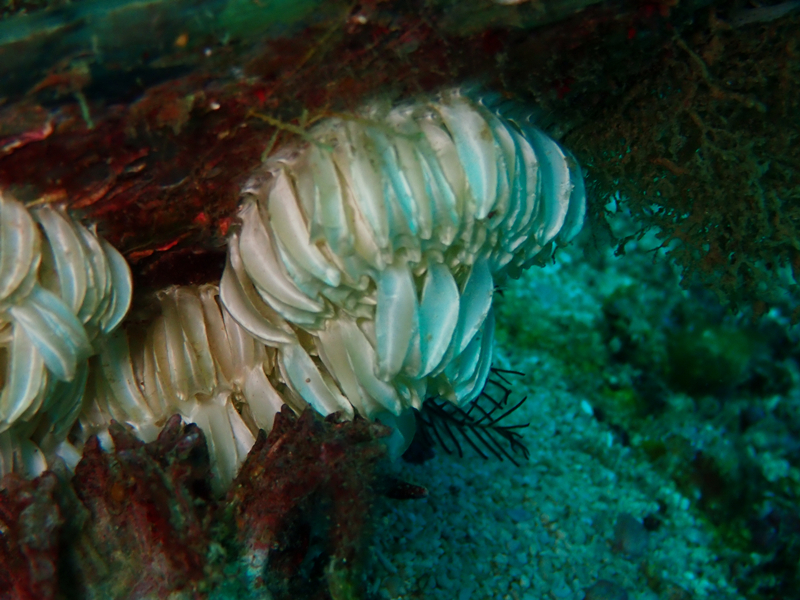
left=221, top=90, right=586, bottom=419
left=0, top=192, right=132, bottom=479
left=79, top=285, right=307, bottom=492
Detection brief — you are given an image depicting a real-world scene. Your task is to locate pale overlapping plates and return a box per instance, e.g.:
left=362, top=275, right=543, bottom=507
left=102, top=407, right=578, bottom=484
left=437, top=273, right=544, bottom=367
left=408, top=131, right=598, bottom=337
left=0, top=193, right=131, bottom=478
left=221, top=90, right=586, bottom=421
left=80, top=285, right=296, bottom=491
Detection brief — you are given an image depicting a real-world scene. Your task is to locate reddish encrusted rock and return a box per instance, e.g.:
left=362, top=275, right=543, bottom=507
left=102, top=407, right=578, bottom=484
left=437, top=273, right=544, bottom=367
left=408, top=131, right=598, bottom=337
left=0, top=473, right=63, bottom=600
left=228, top=407, right=390, bottom=599
left=70, top=415, right=213, bottom=599
left=0, top=409, right=399, bottom=600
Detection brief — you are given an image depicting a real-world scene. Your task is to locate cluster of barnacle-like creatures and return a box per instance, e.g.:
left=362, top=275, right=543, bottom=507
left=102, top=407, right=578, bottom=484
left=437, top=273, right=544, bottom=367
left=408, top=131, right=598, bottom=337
left=0, top=89, right=586, bottom=493
left=0, top=199, right=131, bottom=477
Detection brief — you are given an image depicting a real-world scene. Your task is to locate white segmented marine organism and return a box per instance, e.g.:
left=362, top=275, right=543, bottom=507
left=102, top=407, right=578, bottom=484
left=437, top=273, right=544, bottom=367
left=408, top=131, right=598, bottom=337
left=0, top=192, right=132, bottom=480
left=0, top=89, right=586, bottom=491
left=78, top=282, right=418, bottom=490
left=221, top=89, right=586, bottom=422
left=78, top=284, right=309, bottom=491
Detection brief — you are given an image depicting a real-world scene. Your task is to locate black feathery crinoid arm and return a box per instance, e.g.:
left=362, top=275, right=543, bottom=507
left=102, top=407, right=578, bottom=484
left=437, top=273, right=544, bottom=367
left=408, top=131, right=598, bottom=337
left=404, top=369, right=530, bottom=466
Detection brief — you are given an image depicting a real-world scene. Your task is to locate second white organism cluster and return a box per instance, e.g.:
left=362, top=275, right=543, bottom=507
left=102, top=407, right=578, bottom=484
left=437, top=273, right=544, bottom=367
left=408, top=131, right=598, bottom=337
left=221, top=89, right=585, bottom=422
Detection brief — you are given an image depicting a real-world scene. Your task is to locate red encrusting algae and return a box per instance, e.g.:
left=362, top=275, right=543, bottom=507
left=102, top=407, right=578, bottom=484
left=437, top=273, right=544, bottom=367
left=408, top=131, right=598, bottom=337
left=0, top=473, right=62, bottom=600
left=0, top=408, right=399, bottom=600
